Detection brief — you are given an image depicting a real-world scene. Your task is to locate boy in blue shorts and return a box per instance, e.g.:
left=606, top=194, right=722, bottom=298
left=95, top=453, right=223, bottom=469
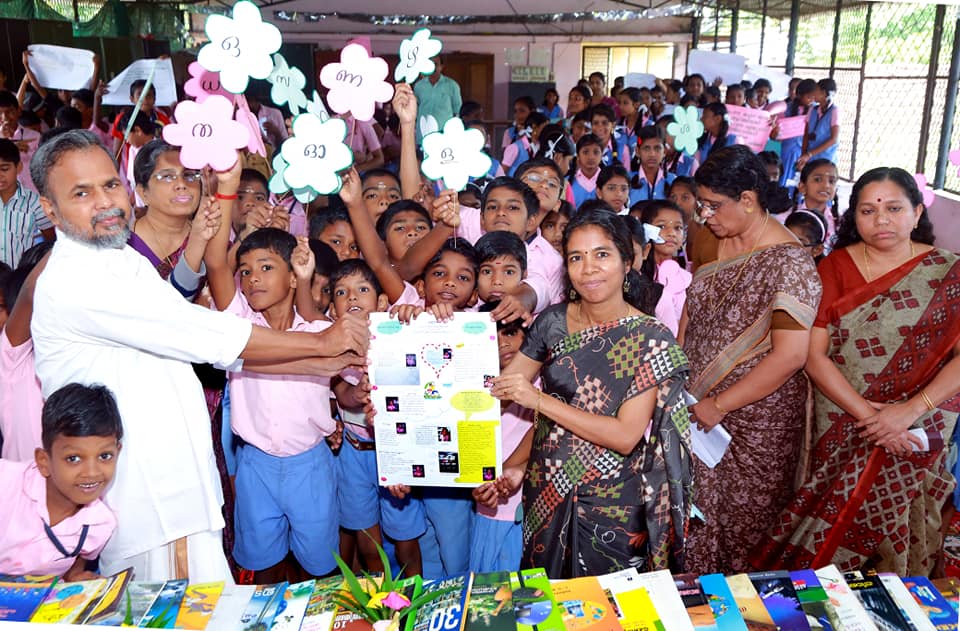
left=328, top=259, right=425, bottom=577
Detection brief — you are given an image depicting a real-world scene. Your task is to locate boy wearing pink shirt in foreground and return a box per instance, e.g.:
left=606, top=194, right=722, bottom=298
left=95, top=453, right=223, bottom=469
left=0, top=383, right=121, bottom=580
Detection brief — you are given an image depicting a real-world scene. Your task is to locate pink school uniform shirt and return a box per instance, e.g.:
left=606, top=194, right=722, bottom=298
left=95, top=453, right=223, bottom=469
left=454, top=206, right=564, bottom=312
left=477, top=401, right=533, bottom=521
left=225, top=290, right=336, bottom=456
left=0, top=460, right=116, bottom=577
left=654, top=259, right=692, bottom=337
left=0, top=331, right=43, bottom=461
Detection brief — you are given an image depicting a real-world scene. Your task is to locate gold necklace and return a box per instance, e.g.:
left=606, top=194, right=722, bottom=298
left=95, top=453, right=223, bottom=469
left=705, top=212, right=770, bottom=315
left=861, top=241, right=916, bottom=282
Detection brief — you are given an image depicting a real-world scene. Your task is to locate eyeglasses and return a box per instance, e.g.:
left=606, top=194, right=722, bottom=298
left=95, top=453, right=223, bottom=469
left=695, top=195, right=738, bottom=218
left=522, top=172, right=562, bottom=191
left=153, top=170, right=201, bottom=185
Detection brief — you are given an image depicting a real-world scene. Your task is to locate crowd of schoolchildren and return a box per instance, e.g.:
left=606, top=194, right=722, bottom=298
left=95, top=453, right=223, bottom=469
left=0, top=50, right=849, bottom=585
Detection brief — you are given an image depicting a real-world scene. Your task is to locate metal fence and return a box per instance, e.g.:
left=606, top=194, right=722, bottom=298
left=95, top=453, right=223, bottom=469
left=695, top=1, right=960, bottom=193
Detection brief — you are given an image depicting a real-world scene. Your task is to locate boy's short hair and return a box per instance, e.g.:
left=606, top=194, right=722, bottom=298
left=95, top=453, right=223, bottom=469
left=330, top=258, right=383, bottom=295
left=705, top=86, right=721, bottom=100
left=129, top=79, right=155, bottom=99
left=426, top=238, right=479, bottom=279
left=375, top=200, right=431, bottom=240
left=578, top=199, right=616, bottom=214
left=474, top=230, right=528, bottom=275
left=514, top=96, right=536, bottom=111
left=480, top=176, right=540, bottom=219
left=361, top=168, right=400, bottom=189
left=460, top=100, right=483, bottom=119
left=514, top=157, right=564, bottom=184
left=589, top=104, right=616, bottom=124
left=0, top=138, right=20, bottom=165
left=121, top=110, right=157, bottom=137
left=308, top=207, right=352, bottom=240
left=55, top=106, right=83, bottom=130
left=576, top=133, right=603, bottom=153
left=726, top=84, right=744, bottom=96
left=240, top=168, right=269, bottom=191
left=133, top=138, right=174, bottom=187
left=0, top=91, right=19, bottom=110
left=308, top=238, right=339, bottom=277
left=71, top=89, right=94, bottom=108
left=236, top=227, right=297, bottom=269
left=41, top=383, right=124, bottom=451
left=571, top=110, right=591, bottom=126
left=638, top=125, right=665, bottom=144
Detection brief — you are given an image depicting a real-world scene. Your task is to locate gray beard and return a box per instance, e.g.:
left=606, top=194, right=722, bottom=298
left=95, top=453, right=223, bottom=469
left=58, top=208, right=131, bottom=249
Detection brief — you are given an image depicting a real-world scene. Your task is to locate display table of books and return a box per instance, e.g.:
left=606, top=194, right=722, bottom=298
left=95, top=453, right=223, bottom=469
left=1, top=565, right=958, bottom=630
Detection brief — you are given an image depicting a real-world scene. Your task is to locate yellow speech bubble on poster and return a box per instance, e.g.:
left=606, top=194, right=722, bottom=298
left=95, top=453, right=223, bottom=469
left=453, top=420, right=500, bottom=484
left=450, top=390, right=495, bottom=420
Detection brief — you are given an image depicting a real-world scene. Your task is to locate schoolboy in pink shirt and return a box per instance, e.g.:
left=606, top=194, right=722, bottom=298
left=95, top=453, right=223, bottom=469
left=0, top=383, right=121, bottom=579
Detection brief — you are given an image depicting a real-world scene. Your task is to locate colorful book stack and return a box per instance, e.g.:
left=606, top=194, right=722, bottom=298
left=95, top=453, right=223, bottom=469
left=0, top=566, right=958, bottom=630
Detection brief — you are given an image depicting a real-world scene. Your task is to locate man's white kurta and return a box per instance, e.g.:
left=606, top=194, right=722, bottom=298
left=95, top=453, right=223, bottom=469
left=32, top=232, right=252, bottom=564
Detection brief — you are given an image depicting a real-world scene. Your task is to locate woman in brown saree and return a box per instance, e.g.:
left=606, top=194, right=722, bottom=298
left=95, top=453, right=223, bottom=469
left=681, top=145, right=822, bottom=574
left=752, top=167, right=960, bottom=575
left=492, top=209, right=692, bottom=578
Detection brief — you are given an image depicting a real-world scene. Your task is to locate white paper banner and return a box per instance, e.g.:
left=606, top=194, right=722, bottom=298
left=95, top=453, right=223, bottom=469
left=26, top=45, right=95, bottom=91
left=687, top=49, right=747, bottom=87
left=744, top=63, right=792, bottom=101
left=102, top=59, right=177, bottom=107
left=624, top=72, right=657, bottom=90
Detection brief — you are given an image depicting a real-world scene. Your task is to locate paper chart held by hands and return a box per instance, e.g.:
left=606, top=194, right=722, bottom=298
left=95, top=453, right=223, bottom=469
left=367, top=312, right=502, bottom=488
left=26, top=45, right=95, bottom=91
left=421, top=117, right=493, bottom=192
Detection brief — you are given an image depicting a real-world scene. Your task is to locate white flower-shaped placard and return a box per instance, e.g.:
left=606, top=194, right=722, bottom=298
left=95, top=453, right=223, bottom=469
left=268, top=53, right=308, bottom=115
left=270, top=152, right=319, bottom=203
left=197, top=0, right=282, bottom=94
left=394, top=28, right=443, bottom=84
left=421, top=117, right=493, bottom=192
left=319, top=43, right=395, bottom=122
left=280, top=114, right=354, bottom=195
left=667, top=106, right=704, bottom=156
left=306, top=90, right=330, bottom=122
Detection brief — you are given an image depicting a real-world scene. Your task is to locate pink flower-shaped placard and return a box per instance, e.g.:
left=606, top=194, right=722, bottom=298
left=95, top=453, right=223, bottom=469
left=183, top=61, right=232, bottom=103
left=949, top=147, right=960, bottom=177
left=914, top=173, right=935, bottom=208
left=319, top=43, right=394, bottom=122
left=162, top=95, right=249, bottom=171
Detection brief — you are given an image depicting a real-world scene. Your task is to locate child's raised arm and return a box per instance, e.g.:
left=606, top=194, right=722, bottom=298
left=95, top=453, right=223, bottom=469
left=291, top=236, right=326, bottom=321
left=396, top=190, right=459, bottom=281
left=4, top=250, right=51, bottom=346
left=202, top=160, right=242, bottom=311
left=338, top=168, right=406, bottom=303
left=393, top=83, right=421, bottom=201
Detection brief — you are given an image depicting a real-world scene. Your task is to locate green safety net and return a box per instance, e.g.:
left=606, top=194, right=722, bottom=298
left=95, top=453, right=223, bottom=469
left=0, top=0, right=183, bottom=38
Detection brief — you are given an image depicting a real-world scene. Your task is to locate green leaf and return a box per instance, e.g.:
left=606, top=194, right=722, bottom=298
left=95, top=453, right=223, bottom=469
left=332, top=552, right=371, bottom=607
left=363, top=530, right=394, bottom=589
left=123, top=590, right=133, bottom=626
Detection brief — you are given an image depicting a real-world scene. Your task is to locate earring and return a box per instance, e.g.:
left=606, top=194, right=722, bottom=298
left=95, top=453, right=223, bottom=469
left=569, top=287, right=579, bottom=301
left=744, top=204, right=753, bottom=213
left=622, top=278, right=631, bottom=293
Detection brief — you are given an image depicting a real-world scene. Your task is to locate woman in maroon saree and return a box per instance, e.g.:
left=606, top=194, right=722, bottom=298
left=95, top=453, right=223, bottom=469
left=752, top=167, right=960, bottom=575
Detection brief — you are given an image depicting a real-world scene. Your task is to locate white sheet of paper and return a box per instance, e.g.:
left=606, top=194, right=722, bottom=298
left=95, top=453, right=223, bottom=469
left=624, top=72, right=657, bottom=89
left=691, top=423, right=732, bottom=468
left=744, top=63, right=792, bottom=101
left=27, top=45, right=95, bottom=91
left=103, top=58, right=177, bottom=107
left=909, top=428, right=930, bottom=451
left=368, top=312, right=502, bottom=487
left=687, top=49, right=747, bottom=87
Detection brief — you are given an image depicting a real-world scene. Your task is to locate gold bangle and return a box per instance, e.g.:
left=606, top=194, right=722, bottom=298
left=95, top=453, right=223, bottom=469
left=713, top=395, right=729, bottom=415
left=919, top=389, right=935, bottom=412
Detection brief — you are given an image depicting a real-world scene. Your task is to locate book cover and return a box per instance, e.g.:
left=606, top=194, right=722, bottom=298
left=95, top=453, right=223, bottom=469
left=552, top=576, right=623, bottom=631
left=90, top=581, right=166, bottom=627
left=0, top=580, right=53, bottom=621
left=812, top=566, right=876, bottom=631
left=789, top=569, right=840, bottom=631
left=845, top=574, right=909, bottom=630
left=512, top=568, right=566, bottom=631
left=240, top=582, right=290, bottom=631
left=81, top=566, right=134, bottom=625
left=300, top=576, right=343, bottom=631
left=673, top=574, right=718, bottom=631
left=875, top=574, right=935, bottom=631
left=902, top=576, right=957, bottom=631
left=174, top=580, right=225, bottom=630
left=698, top=574, right=748, bottom=631
left=30, top=578, right=106, bottom=624
left=207, top=585, right=256, bottom=630
left=596, top=568, right=640, bottom=619
left=464, top=571, right=516, bottom=631
left=631, top=569, right=693, bottom=631
left=931, top=577, right=960, bottom=615
left=747, top=570, right=810, bottom=631
left=595, top=568, right=663, bottom=631
left=0, top=574, right=58, bottom=583
left=270, top=579, right=316, bottom=631
left=411, top=573, right=474, bottom=631
left=138, top=578, right=188, bottom=628
left=333, top=609, right=376, bottom=631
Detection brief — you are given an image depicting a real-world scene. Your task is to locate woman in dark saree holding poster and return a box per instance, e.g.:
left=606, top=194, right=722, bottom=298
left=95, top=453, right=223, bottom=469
left=491, top=209, right=692, bottom=579
left=753, top=167, right=960, bottom=575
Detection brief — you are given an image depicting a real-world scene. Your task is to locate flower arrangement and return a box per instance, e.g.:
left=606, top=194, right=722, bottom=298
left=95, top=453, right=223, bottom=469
left=331, top=536, right=452, bottom=631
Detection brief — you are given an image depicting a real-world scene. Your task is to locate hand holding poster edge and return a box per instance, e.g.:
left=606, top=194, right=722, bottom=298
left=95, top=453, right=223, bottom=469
left=420, top=117, right=493, bottom=193
left=394, top=28, right=443, bottom=84
left=25, top=45, right=95, bottom=91
left=161, top=95, right=250, bottom=171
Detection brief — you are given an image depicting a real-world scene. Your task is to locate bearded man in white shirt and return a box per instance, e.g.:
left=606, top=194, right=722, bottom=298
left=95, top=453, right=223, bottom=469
left=29, top=129, right=369, bottom=583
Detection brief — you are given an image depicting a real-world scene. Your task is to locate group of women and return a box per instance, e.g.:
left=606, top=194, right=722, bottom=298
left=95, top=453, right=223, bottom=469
left=494, top=145, right=960, bottom=578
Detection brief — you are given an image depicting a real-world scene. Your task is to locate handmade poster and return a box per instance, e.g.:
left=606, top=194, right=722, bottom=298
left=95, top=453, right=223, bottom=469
left=368, top=312, right=502, bottom=487
left=103, top=58, right=177, bottom=106
left=26, top=45, right=95, bottom=90
left=774, top=115, right=806, bottom=140
left=725, top=104, right=772, bottom=153
left=687, top=50, right=746, bottom=87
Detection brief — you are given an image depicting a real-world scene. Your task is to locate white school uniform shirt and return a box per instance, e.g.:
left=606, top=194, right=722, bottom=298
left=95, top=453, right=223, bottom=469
left=32, top=230, right=252, bottom=562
